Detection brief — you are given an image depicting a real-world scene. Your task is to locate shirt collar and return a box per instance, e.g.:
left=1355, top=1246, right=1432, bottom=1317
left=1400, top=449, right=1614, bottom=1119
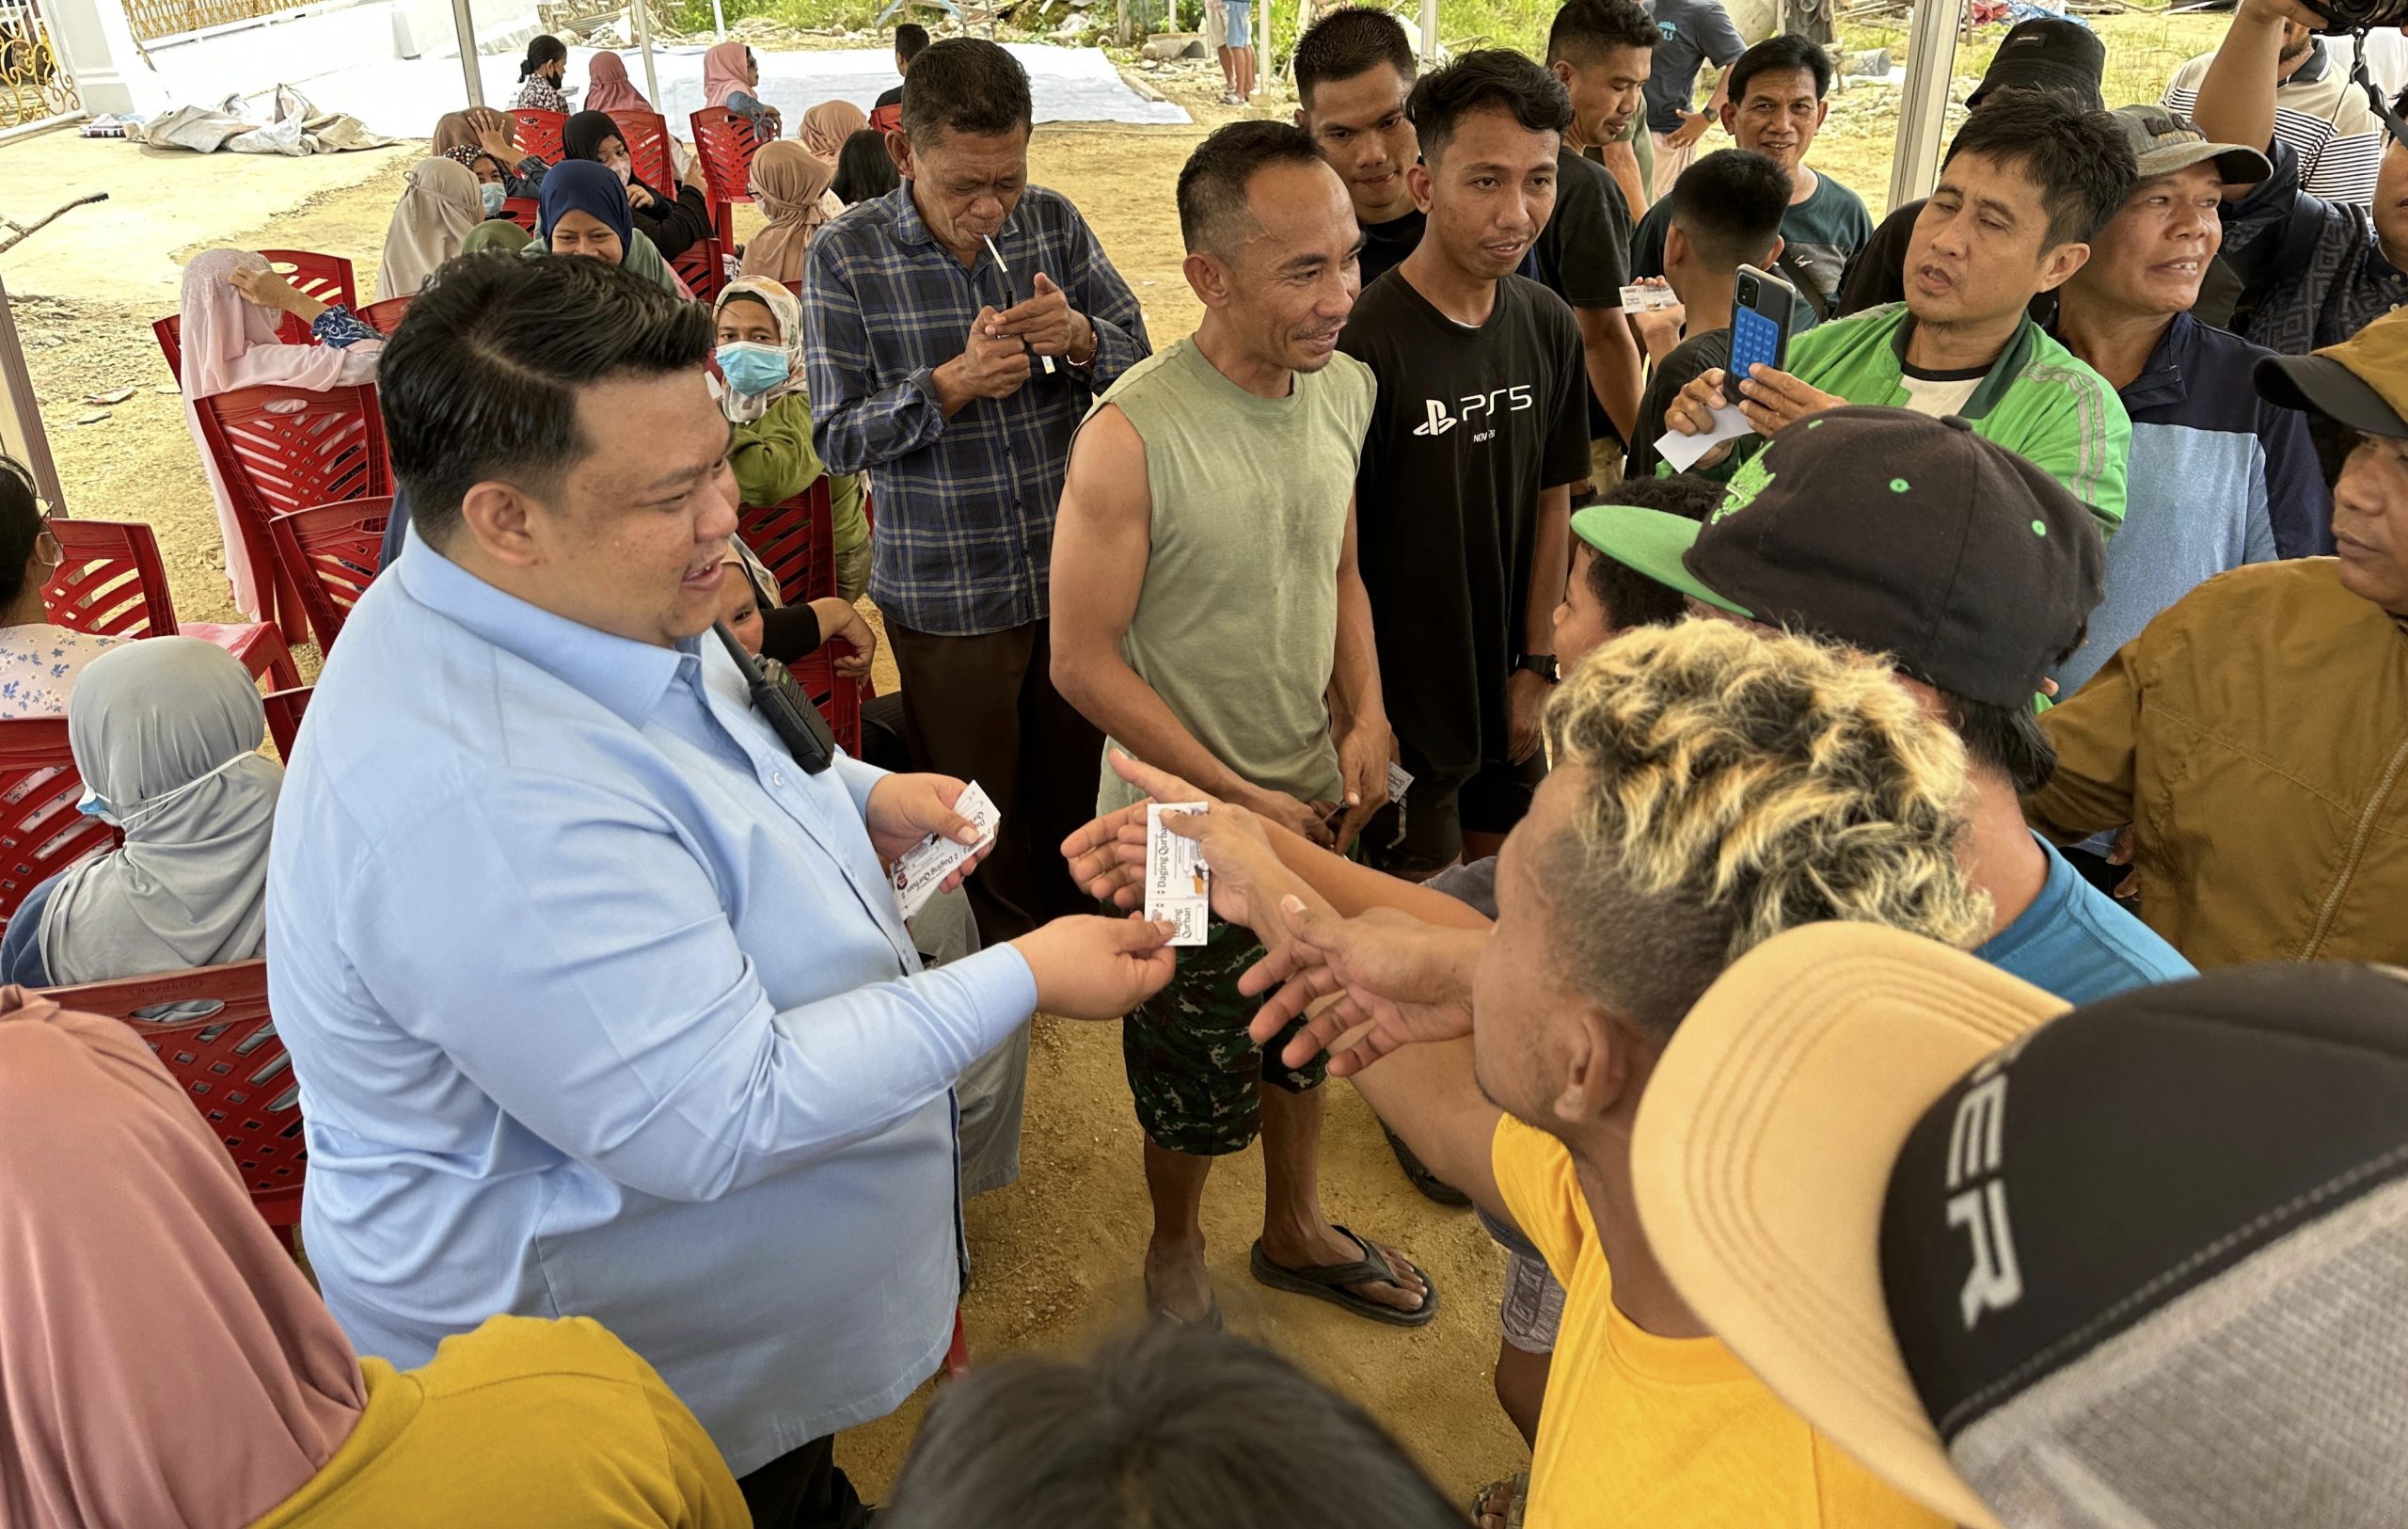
left=1885, top=307, right=2037, bottom=420
left=2294, top=39, right=2331, bottom=86
left=395, top=539, right=701, bottom=728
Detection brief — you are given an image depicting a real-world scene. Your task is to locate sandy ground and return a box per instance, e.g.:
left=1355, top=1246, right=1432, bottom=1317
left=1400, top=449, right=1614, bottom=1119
left=0, top=23, right=2204, bottom=1500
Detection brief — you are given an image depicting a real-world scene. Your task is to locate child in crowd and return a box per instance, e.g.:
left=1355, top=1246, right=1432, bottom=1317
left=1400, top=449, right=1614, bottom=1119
left=715, top=279, right=870, bottom=601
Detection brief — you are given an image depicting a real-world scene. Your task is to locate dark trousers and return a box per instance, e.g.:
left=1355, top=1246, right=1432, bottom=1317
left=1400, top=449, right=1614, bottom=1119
left=737, top=1435, right=870, bottom=1529
left=886, top=616, right=1103, bottom=948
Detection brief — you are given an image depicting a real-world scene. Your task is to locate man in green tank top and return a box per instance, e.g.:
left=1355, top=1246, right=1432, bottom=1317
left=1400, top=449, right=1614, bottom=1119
left=1051, top=121, right=1435, bottom=1330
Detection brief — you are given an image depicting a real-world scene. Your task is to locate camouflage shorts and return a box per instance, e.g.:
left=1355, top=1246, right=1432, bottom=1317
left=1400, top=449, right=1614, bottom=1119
left=1122, top=915, right=1325, bottom=1156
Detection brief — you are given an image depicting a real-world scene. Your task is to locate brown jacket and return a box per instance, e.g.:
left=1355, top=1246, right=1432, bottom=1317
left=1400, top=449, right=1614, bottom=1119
left=2028, top=559, right=2408, bottom=968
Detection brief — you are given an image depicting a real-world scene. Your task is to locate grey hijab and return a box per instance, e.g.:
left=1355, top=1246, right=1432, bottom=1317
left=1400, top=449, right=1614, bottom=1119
left=40, top=638, right=281, bottom=986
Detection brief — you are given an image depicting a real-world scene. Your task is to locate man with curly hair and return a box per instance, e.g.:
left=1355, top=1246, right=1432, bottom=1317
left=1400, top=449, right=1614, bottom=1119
left=1063, top=612, right=1978, bottom=1528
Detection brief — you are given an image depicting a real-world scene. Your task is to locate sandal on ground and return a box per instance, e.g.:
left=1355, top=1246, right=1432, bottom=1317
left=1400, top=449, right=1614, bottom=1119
left=1470, top=1471, right=1529, bottom=1529
left=1249, top=1223, right=1439, bottom=1327
left=1144, top=1268, right=1223, bottom=1330
left=1385, top=1122, right=1472, bottom=1207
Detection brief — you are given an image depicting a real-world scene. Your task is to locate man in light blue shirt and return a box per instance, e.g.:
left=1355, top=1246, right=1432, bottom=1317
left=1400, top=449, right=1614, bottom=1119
left=266, top=253, right=1175, bottom=1526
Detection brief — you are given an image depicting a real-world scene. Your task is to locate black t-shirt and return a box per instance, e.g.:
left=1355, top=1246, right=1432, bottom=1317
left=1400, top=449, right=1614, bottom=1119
left=1534, top=144, right=1632, bottom=311
left=1338, top=270, right=1592, bottom=788
left=874, top=85, right=903, bottom=107
left=1357, top=206, right=1426, bottom=290
left=1624, top=326, right=1732, bottom=481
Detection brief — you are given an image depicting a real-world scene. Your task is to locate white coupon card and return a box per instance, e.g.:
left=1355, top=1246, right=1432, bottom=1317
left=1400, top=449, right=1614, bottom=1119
left=1656, top=403, right=1754, bottom=472
left=889, top=782, right=1000, bottom=922
left=1145, top=802, right=1212, bottom=946
left=1386, top=759, right=1414, bottom=803
left=1619, top=283, right=1680, bottom=312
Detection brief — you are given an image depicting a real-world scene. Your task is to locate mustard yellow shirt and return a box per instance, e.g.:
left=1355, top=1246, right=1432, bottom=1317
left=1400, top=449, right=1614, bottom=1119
left=1491, top=1117, right=1945, bottom=1529
left=249, top=1314, right=750, bottom=1528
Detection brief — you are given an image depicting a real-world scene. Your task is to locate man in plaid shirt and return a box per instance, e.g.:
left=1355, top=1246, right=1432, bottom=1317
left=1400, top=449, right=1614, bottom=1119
left=805, top=39, right=1150, bottom=948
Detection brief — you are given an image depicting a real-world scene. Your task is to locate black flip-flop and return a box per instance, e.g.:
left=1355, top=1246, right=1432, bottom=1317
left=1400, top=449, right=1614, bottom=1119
left=1249, top=1223, right=1439, bottom=1327
left=1384, top=1122, right=1472, bottom=1207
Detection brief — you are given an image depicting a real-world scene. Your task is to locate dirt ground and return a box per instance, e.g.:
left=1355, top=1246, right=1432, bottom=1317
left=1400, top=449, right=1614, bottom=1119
left=0, top=20, right=2203, bottom=1500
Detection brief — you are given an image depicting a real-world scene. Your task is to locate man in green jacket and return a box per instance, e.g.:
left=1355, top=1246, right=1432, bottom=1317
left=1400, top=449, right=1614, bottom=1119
left=1659, top=91, right=2136, bottom=537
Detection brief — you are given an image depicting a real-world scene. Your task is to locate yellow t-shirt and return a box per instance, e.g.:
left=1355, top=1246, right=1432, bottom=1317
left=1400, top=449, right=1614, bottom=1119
left=249, top=1314, right=750, bottom=1528
left=1491, top=1117, right=1946, bottom=1529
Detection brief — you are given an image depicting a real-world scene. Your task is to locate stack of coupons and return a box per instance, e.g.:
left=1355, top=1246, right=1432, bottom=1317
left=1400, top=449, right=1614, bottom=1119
left=1145, top=803, right=1212, bottom=946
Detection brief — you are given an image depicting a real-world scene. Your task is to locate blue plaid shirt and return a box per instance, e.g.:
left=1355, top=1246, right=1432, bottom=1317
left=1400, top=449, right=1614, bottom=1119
left=803, top=183, right=1149, bottom=636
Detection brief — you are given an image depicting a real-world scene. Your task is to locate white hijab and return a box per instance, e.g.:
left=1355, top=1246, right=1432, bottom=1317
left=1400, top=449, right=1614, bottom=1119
left=378, top=155, right=482, bottom=299
left=39, top=638, right=282, bottom=988
left=711, top=277, right=812, bottom=424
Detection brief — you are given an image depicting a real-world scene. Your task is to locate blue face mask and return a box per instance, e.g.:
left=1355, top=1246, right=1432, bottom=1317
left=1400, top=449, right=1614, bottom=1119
left=481, top=181, right=507, bottom=216
left=717, top=341, right=790, bottom=397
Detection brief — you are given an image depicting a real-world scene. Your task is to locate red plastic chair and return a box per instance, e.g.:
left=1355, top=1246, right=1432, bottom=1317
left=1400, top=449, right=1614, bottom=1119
left=502, top=197, right=541, bottom=233
left=868, top=102, right=902, bottom=136
left=258, top=249, right=356, bottom=347
left=262, top=685, right=310, bottom=760
left=42, top=519, right=303, bottom=691
left=737, top=480, right=863, bottom=754
left=511, top=107, right=567, bottom=165
left=673, top=238, right=728, bottom=305
left=194, top=384, right=389, bottom=647
left=690, top=107, right=764, bottom=250
left=266, top=497, right=391, bottom=653
left=153, top=313, right=182, bottom=383
left=45, top=960, right=306, bottom=1239
left=614, top=108, right=676, bottom=196
left=356, top=295, right=413, bottom=335
left=0, top=720, right=119, bottom=930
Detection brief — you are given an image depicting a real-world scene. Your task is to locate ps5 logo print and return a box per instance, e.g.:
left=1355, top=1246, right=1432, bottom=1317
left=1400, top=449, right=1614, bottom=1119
left=1944, top=1033, right=2035, bottom=1329
left=1414, top=385, right=1536, bottom=444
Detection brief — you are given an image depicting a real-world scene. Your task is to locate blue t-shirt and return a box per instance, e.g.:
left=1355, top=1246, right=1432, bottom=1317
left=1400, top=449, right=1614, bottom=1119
left=1641, top=0, right=1748, bottom=135
left=1975, top=835, right=2194, bottom=1002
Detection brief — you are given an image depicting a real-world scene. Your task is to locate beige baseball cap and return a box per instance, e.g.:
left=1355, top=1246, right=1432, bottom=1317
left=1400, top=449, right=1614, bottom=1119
left=1628, top=923, right=2068, bottom=1529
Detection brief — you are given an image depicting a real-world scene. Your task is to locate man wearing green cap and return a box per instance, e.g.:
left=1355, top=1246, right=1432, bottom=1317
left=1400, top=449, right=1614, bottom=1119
left=2027, top=309, right=2408, bottom=967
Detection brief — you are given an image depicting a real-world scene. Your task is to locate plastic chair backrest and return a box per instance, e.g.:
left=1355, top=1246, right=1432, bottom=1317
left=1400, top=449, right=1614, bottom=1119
left=737, top=479, right=860, bottom=753
left=196, top=385, right=389, bottom=627
left=867, top=102, right=902, bottom=135
left=42, top=519, right=179, bottom=640
left=615, top=109, right=674, bottom=194
left=153, top=313, right=182, bottom=381
left=356, top=295, right=413, bottom=335
left=0, top=720, right=119, bottom=929
left=502, top=197, right=541, bottom=232
left=46, top=960, right=305, bottom=1226
left=257, top=249, right=356, bottom=346
left=512, top=107, right=567, bottom=164
left=262, top=686, right=310, bottom=760
left=673, top=238, right=727, bottom=305
left=267, top=496, right=391, bottom=654
left=689, top=108, right=762, bottom=210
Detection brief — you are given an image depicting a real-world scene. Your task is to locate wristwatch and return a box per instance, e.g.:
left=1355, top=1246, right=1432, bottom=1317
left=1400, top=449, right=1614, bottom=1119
left=1514, top=653, right=1560, bottom=683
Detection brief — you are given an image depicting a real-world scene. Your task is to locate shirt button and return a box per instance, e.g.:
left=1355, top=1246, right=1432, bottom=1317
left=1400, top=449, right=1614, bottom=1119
left=772, top=771, right=786, bottom=788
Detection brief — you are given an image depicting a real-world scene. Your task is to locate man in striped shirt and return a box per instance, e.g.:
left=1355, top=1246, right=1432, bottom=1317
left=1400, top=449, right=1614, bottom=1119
left=2162, top=7, right=2384, bottom=206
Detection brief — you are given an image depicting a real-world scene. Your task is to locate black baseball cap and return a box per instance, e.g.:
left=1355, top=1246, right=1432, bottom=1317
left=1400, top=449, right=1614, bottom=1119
left=1636, top=924, right=2408, bottom=1529
left=1966, top=17, right=2106, bottom=112
left=1573, top=408, right=2106, bottom=708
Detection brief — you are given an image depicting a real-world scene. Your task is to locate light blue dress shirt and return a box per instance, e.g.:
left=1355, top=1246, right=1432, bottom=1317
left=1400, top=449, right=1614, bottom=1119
left=265, top=540, right=1038, bottom=1475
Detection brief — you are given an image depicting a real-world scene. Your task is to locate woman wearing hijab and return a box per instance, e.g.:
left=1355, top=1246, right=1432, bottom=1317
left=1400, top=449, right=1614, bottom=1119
left=521, top=158, right=690, bottom=298
left=433, top=106, right=547, bottom=201
left=798, top=99, right=866, bottom=162
left=832, top=126, right=899, bottom=205
left=714, top=278, right=869, bottom=600
left=583, top=50, right=652, bottom=115
left=0, top=987, right=749, bottom=1529
left=701, top=39, right=781, bottom=141
left=176, top=249, right=384, bottom=619
left=377, top=156, right=482, bottom=299
left=460, top=217, right=532, bottom=255
left=0, top=639, right=274, bottom=989
left=562, top=108, right=712, bottom=263
left=511, top=33, right=570, bottom=112
left=738, top=139, right=841, bottom=284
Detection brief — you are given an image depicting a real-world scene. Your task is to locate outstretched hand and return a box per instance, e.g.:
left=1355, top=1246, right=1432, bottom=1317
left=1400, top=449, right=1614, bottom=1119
left=1242, top=897, right=1480, bottom=1076
left=1059, top=750, right=1221, bottom=910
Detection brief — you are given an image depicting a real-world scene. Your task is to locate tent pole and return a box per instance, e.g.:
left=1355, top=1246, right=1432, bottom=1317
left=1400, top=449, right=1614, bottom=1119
left=1417, top=0, right=1434, bottom=61
left=631, top=0, right=662, bottom=108
left=1888, top=0, right=1960, bottom=208
left=452, top=0, right=484, bottom=105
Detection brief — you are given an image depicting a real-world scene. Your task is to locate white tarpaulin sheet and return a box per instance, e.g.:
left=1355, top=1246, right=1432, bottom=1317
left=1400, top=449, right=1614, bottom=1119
left=292, top=42, right=1187, bottom=140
